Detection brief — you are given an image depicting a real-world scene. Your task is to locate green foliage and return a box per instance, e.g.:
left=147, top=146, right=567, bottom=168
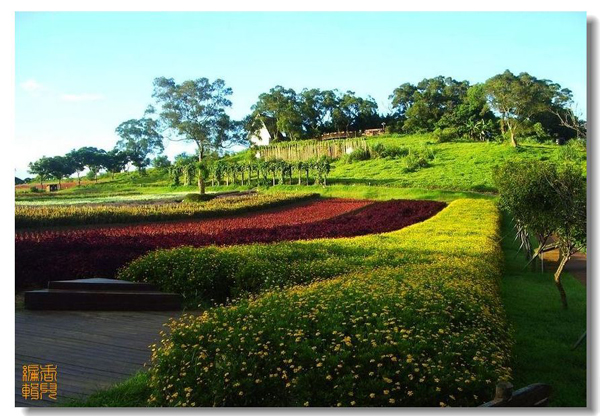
left=152, top=155, right=171, bottom=170
left=402, top=146, right=435, bottom=173
left=494, top=160, right=586, bottom=308
left=343, top=148, right=371, bottom=163
left=64, top=372, right=152, bottom=407
left=390, top=76, right=470, bottom=133
left=115, top=117, right=164, bottom=171
left=248, top=87, right=380, bottom=142
left=139, top=200, right=512, bottom=406
left=432, top=127, right=460, bottom=143
left=182, top=193, right=216, bottom=203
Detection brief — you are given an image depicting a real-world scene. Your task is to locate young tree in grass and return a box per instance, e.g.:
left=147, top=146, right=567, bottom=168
left=549, top=164, right=586, bottom=309
left=152, top=77, right=244, bottom=194
left=115, top=118, right=163, bottom=173
left=495, top=160, right=586, bottom=309
left=494, top=160, right=558, bottom=262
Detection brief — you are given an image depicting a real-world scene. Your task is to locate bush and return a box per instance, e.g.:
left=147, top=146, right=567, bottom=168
left=182, top=193, right=216, bottom=203
left=29, top=186, right=42, bottom=193
left=369, top=143, right=409, bottom=159
left=402, top=146, right=435, bottom=173
left=433, top=127, right=460, bottom=143
left=143, top=200, right=512, bottom=407
left=344, top=148, right=371, bottom=163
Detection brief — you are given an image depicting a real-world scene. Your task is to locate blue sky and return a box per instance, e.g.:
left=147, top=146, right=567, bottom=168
left=15, top=12, right=587, bottom=178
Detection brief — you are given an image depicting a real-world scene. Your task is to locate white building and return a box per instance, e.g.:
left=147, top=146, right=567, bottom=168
left=249, top=119, right=273, bottom=147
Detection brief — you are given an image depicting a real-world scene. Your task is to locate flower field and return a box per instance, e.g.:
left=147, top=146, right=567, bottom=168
left=15, top=192, right=317, bottom=228
left=140, top=199, right=511, bottom=407
left=15, top=198, right=444, bottom=289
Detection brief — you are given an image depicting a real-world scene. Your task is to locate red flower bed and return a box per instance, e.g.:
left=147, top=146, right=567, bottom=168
left=15, top=198, right=445, bottom=290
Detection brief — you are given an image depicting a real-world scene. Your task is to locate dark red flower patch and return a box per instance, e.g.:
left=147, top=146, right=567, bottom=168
left=15, top=198, right=445, bottom=290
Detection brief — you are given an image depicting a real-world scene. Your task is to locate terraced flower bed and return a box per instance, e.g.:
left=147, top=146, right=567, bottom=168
left=133, top=199, right=511, bottom=407
left=15, top=192, right=317, bottom=228
left=15, top=198, right=444, bottom=290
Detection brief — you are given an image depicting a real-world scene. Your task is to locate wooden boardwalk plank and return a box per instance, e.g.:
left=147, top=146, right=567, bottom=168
left=15, top=310, right=189, bottom=407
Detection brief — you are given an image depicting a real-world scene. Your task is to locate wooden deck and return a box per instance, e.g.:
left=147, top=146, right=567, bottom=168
left=15, top=310, right=184, bottom=407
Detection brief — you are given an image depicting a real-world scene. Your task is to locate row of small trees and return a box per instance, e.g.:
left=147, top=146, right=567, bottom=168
left=168, top=156, right=333, bottom=188
left=494, top=160, right=586, bottom=309
left=27, top=147, right=130, bottom=188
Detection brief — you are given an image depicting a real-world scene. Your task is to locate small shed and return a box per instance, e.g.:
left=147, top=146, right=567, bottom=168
left=46, top=184, right=59, bottom=192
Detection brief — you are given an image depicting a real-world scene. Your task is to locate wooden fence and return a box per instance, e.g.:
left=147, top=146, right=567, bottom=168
left=257, top=138, right=368, bottom=162
left=318, top=128, right=384, bottom=141
left=480, top=382, right=552, bottom=407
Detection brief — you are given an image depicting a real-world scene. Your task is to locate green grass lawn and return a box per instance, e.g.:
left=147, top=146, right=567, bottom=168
left=328, top=134, right=585, bottom=192
left=262, top=184, right=494, bottom=202
left=500, top=215, right=587, bottom=407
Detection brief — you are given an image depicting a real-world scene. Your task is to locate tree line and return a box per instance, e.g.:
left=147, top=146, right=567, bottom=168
left=26, top=69, right=586, bottom=193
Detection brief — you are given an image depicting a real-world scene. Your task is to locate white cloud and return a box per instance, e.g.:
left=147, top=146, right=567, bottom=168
left=60, top=93, right=105, bottom=102
left=20, top=79, right=44, bottom=95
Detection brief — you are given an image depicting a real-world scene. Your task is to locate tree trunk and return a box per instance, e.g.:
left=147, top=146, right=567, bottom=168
left=510, top=131, right=517, bottom=147
left=554, top=254, right=570, bottom=309
left=77, top=172, right=81, bottom=186
left=58, top=178, right=61, bottom=190
left=197, top=146, right=206, bottom=195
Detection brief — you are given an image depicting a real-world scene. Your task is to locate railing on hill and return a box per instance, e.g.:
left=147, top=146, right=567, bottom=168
left=480, top=382, right=552, bottom=407
left=318, top=128, right=385, bottom=141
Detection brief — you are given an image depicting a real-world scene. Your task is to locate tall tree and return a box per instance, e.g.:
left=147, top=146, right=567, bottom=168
left=152, top=77, right=243, bottom=194
left=77, top=147, right=107, bottom=183
left=401, top=76, right=469, bottom=133
left=484, top=70, right=554, bottom=147
left=115, top=118, right=163, bottom=172
left=103, top=149, right=130, bottom=179
left=436, top=83, right=498, bottom=140
left=28, top=156, right=53, bottom=188
left=45, top=155, right=76, bottom=189
left=66, top=148, right=87, bottom=186
left=250, top=86, right=303, bottom=141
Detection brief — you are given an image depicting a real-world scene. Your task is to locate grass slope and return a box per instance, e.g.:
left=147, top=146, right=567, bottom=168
left=328, top=134, right=585, bottom=192
left=500, top=215, right=586, bottom=407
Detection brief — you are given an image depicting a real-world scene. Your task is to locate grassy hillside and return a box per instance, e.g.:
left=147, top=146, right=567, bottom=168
left=327, top=134, right=586, bottom=192
left=16, top=134, right=586, bottom=203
